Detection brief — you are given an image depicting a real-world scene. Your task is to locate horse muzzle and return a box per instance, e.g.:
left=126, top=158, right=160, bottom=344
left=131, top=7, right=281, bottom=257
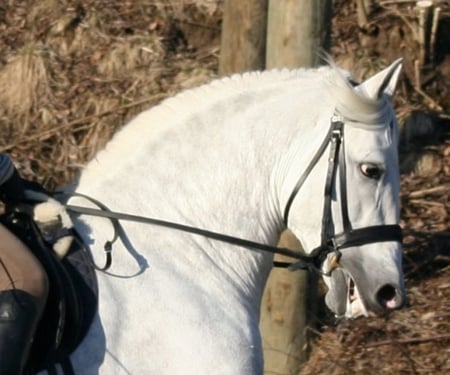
left=323, top=246, right=406, bottom=319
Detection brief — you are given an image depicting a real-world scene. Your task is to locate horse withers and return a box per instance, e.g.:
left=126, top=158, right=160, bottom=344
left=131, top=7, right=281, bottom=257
left=57, top=60, right=406, bottom=374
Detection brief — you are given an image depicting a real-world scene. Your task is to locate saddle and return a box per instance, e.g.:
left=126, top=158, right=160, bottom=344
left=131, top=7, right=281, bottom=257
left=0, top=203, right=98, bottom=374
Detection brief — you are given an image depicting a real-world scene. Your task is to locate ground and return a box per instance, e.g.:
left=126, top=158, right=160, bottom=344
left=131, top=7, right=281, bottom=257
left=0, top=1, right=448, bottom=374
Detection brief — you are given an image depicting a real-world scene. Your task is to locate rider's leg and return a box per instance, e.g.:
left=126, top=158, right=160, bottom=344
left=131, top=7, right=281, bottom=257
left=0, top=223, right=49, bottom=375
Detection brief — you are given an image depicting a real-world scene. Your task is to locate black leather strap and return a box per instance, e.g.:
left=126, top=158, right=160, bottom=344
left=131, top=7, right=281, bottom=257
left=63, top=202, right=318, bottom=271
left=333, top=225, right=403, bottom=250
left=283, top=125, right=334, bottom=226
left=58, top=192, right=119, bottom=271
left=338, top=127, right=352, bottom=233
left=320, top=121, right=343, bottom=247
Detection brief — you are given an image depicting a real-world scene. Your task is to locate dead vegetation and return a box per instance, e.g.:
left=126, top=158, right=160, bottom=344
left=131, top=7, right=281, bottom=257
left=0, top=0, right=220, bottom=186
left=0, top=0, right=448, bottom=374
left=300, top=1, right=450, bottom=374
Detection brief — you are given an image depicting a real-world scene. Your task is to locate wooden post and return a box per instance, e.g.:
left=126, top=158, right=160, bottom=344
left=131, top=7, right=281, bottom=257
left=219, top=1, right=332, bottom=372
left=218, top=0, right=268, bottom=75
left=260, top=231, right=313, bottom=372
left=261, top=1, right=332, bottom=373
left=266, top=0, right=332, bottom=69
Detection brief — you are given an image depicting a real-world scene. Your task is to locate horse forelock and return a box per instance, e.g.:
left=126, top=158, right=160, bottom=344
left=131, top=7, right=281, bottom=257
left=326, top=65, right=393, bottom=128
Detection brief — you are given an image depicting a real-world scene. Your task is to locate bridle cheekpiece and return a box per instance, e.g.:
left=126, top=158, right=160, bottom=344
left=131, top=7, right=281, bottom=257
left=283, top=114, right=403, bottom=274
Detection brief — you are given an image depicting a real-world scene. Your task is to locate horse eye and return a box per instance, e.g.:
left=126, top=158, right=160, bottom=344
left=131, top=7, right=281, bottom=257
left=360, top=163, right=383, bottom=179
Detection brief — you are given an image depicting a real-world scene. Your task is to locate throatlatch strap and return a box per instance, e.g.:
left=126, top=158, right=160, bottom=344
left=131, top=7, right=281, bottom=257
left=284, top=125, right=334, bottom=225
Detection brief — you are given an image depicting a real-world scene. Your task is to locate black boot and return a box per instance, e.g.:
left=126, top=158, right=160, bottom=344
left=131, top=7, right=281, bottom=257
left=0, top=154, right=25, bottom=205
left=0, top=290, right=40, bottom=375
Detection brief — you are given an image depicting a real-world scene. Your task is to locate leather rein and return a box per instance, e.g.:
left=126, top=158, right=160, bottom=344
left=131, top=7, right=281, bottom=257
left=61, top=115, right=402, bottom=276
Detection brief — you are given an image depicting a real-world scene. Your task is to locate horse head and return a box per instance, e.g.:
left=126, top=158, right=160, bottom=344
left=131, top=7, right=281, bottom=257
left=284, top=60, right=405, bottom=319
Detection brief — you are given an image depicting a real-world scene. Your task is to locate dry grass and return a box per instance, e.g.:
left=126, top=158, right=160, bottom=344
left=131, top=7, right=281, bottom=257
left=304, top=2, right=450, bottom=373
left=0, top=1, right=448, bottom=374
left=0, top=44, right=51, bottom=132
left=0, top=0, right=220, bottom=186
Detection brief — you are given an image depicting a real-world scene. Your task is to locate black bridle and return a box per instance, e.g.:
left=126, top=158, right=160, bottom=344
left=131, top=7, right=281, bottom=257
left=283, top=115, right=402, bottom=271
left=61, top=115, right=402, bottom=275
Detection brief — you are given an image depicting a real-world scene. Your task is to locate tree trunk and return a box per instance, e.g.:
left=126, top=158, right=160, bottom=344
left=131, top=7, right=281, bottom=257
left=260, top=231, right=314, bottom=373
left=266, top=0, right=332, bottom=69
left=219, top=1, right=332, bottom=372
left=219, top=0, right=268, bottom=75
left=261, top=1, right=332, bottom=373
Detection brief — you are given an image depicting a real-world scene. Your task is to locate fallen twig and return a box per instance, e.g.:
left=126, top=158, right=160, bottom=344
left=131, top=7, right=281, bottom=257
left=408, top=185, right=449, bottom=198
left=430, top=7, right=441, bottom=62
left=0, top=93, right=167, bottom=153
left=409, top=198, right=446, bottom=207
left=365, top=333, right=450, bottom=348
left=412, top=81, right=444, bottom=111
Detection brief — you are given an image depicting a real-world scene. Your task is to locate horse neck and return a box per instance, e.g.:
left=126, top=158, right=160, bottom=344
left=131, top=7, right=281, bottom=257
left=76, top=71, right=333, bottom=307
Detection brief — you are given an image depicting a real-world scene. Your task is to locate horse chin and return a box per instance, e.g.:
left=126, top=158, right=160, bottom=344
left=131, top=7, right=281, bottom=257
left=324, top=269, right=369, bottom=319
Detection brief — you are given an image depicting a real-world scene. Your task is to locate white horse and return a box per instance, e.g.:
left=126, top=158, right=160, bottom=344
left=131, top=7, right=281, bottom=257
left=55, top=60, right=405, bottom=374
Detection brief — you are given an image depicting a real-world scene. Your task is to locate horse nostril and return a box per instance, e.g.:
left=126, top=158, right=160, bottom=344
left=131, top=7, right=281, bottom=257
left=376, top=284, right=400, bottom=310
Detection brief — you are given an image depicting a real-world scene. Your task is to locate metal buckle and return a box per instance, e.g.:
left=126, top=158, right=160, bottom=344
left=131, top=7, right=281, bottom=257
left=331, top=114, right=344, bottom=124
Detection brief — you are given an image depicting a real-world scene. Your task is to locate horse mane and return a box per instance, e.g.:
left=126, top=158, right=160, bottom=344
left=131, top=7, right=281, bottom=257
left=79, top=65, right=392, bottom=182
left=91, top=67, right=331, bottom=161
left=129, top=64, right=391, bottom=138
left=156, top=67, right=328, bottom=124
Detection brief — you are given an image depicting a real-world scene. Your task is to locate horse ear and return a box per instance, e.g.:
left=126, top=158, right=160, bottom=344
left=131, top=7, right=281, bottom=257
left=356, top=58, right=403, bottom=100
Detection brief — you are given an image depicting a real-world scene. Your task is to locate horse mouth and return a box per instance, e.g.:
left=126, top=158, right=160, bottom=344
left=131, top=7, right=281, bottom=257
left=325, top=268, right=372, bottom=319
left=346, top=276, right=368, bottom=318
